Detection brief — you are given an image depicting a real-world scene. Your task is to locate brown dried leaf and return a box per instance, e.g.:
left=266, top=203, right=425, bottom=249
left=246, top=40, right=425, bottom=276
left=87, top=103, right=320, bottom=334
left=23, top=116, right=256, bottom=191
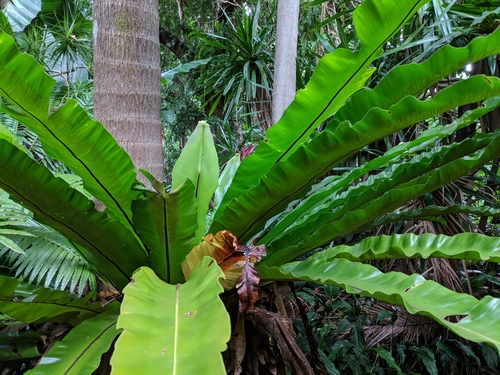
left=235, top=244, right=266, bottom=312
left=182, top=230, right=266, bottom=292
left=236, top=262, right=259, bottom=311
left=209, top=230, right=240, bottom=261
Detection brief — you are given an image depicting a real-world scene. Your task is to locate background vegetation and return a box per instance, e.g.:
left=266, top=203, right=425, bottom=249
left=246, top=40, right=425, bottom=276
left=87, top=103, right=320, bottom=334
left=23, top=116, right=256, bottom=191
left=1, top=0, right=500, bottom=373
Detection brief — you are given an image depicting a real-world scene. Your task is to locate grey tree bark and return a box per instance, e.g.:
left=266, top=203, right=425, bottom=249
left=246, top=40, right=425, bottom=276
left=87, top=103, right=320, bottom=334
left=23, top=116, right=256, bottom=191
left=272, top=0, right=300, bottom=124
left=93, top=0, right=163, bottom=183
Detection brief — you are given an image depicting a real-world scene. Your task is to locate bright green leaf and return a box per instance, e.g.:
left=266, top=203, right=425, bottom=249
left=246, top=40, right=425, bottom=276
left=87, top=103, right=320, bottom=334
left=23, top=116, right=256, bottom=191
left=331, top=27, right=500, bottom=128
left=259, top=258, right=500, bottom=352
left=161, top=58, right=211, bottom=85
left=172, top=121, right=218, bottom=242
left=307, top=232, right=500, bottom=263
left=112, top=258, right=230, bottom=375
left=215, top=0, right=430, bottom=219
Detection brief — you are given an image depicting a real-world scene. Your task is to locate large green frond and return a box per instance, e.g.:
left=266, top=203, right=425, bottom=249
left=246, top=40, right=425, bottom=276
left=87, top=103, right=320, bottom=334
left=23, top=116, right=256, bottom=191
left=132, top=178, right=199, bottom=284
left=211, top=77, right=500, bottom=243
left=259, top=257, right=500, bottom=351
left=266, top=133, right=497, bottom=247
left=0, top=139, right=147, bottom=289
left=307, top=232, right=500, bottom=262
left=214, top=0, right=429, bottom=218
left=331, top=26, right=500, bottom=127
left=112, top=258, right=230, bottom=375
left=0, top=31, right=140, bottom=235
left=256, top=96, right=500, bottom=246
left=172, top=121, right=219, bottom=243
left=262, top=131, right=500, bottom=265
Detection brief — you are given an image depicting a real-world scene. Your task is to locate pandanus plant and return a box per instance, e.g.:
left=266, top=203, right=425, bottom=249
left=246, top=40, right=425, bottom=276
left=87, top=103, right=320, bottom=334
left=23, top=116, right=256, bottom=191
left=1, top=0, right=500, bottom=373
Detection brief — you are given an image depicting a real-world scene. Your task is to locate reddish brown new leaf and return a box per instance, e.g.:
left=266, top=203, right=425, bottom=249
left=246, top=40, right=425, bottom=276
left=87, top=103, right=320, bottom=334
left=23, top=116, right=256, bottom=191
left=182, top=230, right=241, bottom=288
left=182, top=230, right=266, bottom=293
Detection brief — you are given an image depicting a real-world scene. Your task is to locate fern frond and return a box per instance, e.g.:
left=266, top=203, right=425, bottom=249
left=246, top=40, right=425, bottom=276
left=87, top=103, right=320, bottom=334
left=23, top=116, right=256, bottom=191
left=0, top=189, right=97, bottom=296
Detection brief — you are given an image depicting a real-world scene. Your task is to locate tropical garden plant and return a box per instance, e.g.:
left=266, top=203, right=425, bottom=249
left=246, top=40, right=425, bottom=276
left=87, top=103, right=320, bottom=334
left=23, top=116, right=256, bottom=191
left=197, top=2, right=274, bottom=130
left=1, top=0, right=500, bottom=373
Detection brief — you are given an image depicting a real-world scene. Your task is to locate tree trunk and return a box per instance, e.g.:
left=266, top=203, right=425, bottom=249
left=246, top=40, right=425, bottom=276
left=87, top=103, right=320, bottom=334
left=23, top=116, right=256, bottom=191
left=93, top=0, right=163, bottom=185
left=272, top=0, right=300, bottom=124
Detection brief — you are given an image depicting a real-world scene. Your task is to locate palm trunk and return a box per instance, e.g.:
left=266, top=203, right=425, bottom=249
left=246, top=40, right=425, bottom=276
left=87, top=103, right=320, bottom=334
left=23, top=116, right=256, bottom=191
left=93, top=0, right=163, bottom=184
left=272, top=0, right=300, bottom=124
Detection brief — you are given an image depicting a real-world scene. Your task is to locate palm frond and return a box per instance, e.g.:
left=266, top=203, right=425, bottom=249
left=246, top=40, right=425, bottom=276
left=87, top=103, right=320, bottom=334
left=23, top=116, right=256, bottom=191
left=0, top=190, right=97, bottom=297
left=0, top=109, right=72, bottom=173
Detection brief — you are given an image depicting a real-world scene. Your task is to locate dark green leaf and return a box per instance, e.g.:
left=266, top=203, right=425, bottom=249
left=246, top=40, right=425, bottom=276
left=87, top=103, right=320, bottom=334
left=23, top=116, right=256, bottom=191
left=214, top=0, right=429, bottom=218
left=258, top=95, right=500, bottom=246
left=365, top=347, right=402, bottom=374
left=479, top=342, right=500, bottom=370
left=0, top=140, right=147, bottom=289
left=26, top=313, right=121, bottom=375
left=0, top=275, right=118, bottom=325
left=376, top=310, right=392, bottom=324
left=436, top=340, right=463, bottom=362
left=410, top=346, right=438, bottom=375
left=318, top=349, right=340, bottom=375
left=262, top=131, right=500, bottom=265
left=0, top=31, right=140, bottom=236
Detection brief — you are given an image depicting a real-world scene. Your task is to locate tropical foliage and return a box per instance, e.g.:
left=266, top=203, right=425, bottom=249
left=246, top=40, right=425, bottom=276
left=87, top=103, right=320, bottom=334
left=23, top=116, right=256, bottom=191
left=0, top=0, right=500, bottom=373
left=197, top=2, right=274, bottom=129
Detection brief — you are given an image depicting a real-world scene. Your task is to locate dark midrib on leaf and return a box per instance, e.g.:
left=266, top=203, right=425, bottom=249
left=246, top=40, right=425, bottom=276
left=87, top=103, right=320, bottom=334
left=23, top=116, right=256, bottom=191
left=1, top=89, right=146, bottom=249
left=68, top=239, right=94, bottom=272
left=240, top=107, right=465, bottom=242
left=195, top=172, right=201, bottom=198
left=256, top=135, right=492, bottom=245
left=64, top=320, right=117, bottom=374
left=0, top=181, right=130, bottom=281
left=271, top=144, right=499, bottom=258
left=239, top=148, right=347, bottom=241
left=164, top=199, right=170, bottom=283
left=236, top=2, right=434, bottom=241
left=19, top=301, right=103, bottom=314
left=273, top=2, right=421, bottom=167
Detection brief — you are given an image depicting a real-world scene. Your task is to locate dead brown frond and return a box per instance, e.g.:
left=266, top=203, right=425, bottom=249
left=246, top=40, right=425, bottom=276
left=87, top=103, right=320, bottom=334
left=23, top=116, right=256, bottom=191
left=362, top=301, right=437, bottom=347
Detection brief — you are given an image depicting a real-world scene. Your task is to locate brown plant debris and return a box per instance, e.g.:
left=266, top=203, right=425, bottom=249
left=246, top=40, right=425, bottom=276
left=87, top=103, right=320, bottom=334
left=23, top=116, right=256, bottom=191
left=247, top=308, right=315, bottom=375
